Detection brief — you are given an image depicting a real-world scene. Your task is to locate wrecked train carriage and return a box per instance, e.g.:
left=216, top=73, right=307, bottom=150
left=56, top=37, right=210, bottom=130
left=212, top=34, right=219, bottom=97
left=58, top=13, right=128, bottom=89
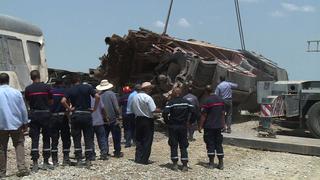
left=96, top=28, right=288, bottom=112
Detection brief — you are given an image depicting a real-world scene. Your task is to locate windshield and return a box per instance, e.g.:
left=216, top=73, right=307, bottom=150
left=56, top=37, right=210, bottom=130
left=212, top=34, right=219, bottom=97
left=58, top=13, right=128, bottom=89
left=27, top=41, right=41, bottom=65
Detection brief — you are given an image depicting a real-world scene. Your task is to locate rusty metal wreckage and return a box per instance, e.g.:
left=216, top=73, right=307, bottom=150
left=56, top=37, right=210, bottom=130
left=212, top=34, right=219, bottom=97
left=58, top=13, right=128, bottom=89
left=92, top=28, right=288, bottom=112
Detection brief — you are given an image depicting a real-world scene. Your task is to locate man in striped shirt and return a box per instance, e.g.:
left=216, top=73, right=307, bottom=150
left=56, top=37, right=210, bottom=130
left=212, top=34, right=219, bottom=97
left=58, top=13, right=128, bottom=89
left=163, top=87, right=195, bottom=172
left=199, top=85, right=225, bottom=170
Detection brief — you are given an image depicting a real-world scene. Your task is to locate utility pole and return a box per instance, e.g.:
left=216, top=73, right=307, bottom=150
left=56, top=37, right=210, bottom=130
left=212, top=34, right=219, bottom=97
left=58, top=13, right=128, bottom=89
left=162, top=0, right=174, bottom=35
left=234, top=0, right=246, bottom=50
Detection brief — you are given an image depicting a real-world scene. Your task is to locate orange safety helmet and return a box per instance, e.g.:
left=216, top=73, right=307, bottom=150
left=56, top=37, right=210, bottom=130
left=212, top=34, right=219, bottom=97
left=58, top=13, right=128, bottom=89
left=122, top=86, right=132, bottom=94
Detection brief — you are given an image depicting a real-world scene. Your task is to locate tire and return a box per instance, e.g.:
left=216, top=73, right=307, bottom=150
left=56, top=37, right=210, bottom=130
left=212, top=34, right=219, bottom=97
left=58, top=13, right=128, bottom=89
left=306, top=102, right=320, bottom=138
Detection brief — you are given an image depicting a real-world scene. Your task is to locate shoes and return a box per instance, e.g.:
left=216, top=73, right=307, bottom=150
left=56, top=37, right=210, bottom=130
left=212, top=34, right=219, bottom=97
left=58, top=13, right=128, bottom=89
left=208, top=156, right=215, bottom=169
left=135, top=160, right=152, bottom=165
left=75, top=159, right=83, bottom=167
left=53, top=161, right=59, bottom=167
left=99, top=154, right=109, bottom=161
left=114, top=152, right=124, bottom=158
left=125, top=144, right=132, bottom=148
left=42, top=162, right=54, bottom=170
left=181, top=165, right=188, bottom=172
left=85, top=160, right=92, bottom=168
left=52, top=157, right=59, bottom=167
left=171, top=162, right=178, bottom=171
left=31, top=161, right=39, bottom=173
left=208, top=164, right=215, bottom=169
left=217, top=158, right=224, bottom=170
left=62, top=158, right=71, bottom=166
left=16, top=170, right=30, bottom=177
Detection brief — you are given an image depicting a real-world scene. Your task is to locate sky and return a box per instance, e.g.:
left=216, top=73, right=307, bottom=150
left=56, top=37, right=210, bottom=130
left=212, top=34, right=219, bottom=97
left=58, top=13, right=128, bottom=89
left=1, top=0, right=319, bottom=80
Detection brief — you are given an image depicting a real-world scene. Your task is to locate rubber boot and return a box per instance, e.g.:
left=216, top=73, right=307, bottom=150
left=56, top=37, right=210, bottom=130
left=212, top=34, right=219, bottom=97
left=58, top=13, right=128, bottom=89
left=208, top=156, right=215, bottom=169
left=75, top=158, right=82, bottom=167
left=181, top=161, right=188, bottom=172
left=31, top=160, right=39, bottom=173
left=85, top=159, right=92, bottom=169
left=217, top=157, right=224, bottom=170
left=52, top=153, right=59, bottom=167
left=172, top=161, right=178, bottom=171
left=43, top=158, right=54, bottom=170
left=62, top=153, right=71, bottom=166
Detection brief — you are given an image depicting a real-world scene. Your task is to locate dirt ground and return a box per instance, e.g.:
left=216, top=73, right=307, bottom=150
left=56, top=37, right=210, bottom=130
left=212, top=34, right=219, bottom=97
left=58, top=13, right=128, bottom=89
left=3, top=119, right=320, bottom=180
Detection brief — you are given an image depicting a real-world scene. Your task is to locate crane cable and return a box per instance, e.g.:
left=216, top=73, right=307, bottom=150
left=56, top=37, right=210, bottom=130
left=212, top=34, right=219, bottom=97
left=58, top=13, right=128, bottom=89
left=234, top=0, right=246, bottom=50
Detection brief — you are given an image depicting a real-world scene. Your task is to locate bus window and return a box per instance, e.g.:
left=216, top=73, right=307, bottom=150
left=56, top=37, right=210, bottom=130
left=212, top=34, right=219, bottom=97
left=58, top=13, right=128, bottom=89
left=7, top=38, right=25, bottom=65
left=27, top=41, right=41, bottom=65
left=7, top=38, right=30, bottom=90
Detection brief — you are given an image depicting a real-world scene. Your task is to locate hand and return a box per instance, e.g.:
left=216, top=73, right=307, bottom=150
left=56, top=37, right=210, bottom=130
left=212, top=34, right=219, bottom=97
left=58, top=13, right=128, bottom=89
left=67, top=107, right=75, bottom=112
left=21, top=124, right=28, bottom=133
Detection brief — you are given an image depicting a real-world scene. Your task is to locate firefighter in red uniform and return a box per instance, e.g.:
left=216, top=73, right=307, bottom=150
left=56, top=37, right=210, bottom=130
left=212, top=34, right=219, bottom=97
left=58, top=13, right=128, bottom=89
left=25, top=70, right=53, bottom=172
left=199, top=85, right=225, bottom=170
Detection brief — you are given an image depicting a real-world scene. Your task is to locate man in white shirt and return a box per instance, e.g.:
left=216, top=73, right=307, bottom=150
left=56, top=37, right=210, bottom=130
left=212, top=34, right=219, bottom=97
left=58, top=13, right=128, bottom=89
left=131, top=82, right=157, bottom=164
left=0, top=73, right=30, bottom=177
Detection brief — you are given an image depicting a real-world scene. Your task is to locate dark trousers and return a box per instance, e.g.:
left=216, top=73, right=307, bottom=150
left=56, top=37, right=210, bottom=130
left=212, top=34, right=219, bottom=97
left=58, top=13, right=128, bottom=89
left=104, top=122, right=122, bottom=154
left=29, top=112, right=52, bottom=161
left=224, top=99, right=233, bottom=130
left=93, top=125, right=108, bottom=156
left=71, top=113, right=94, bottom=160
left=188, top=123, right=196, bottom=139
left=51, top=115, right=71, bottom=159
left=123, top=114, right=135, bottom=146
left=204, top=128, right=224, bottom=158
left=135, top=116, right=154, bottom=164
left=168, top=127, right=189, bottom=163
left=0, top=129, right=28, bottom=177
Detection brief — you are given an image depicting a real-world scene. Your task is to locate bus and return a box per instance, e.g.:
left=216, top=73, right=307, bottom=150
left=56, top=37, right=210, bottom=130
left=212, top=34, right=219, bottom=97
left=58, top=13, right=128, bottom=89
left=0, top=14, right=48, bottom=91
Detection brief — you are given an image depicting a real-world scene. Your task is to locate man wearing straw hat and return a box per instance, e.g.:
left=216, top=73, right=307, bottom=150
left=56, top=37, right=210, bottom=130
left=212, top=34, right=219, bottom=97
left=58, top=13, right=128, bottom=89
left=131, top=82, right=158, bottom=164
left=97, top=79, right=123, bottom=158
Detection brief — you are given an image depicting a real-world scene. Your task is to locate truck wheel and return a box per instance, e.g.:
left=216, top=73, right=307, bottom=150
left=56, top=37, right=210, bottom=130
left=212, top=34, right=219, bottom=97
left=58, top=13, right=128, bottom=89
left=306, top=102, right=320, bottom=138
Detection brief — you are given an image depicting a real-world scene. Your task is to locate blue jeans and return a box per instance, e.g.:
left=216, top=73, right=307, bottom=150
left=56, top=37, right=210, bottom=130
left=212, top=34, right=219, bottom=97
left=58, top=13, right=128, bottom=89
left=104, top=122, right=122, bottom=154
left=93, top=125, right=108, bottom=157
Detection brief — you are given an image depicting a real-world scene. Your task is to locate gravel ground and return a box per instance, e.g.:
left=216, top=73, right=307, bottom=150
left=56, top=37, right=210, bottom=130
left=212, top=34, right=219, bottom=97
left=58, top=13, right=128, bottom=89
left=3, top=118, right=320, bottom=180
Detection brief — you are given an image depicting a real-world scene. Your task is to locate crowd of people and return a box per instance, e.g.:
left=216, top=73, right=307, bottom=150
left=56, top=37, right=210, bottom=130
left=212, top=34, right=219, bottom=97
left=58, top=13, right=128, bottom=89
left=0, top=70, right=237, bottom=177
